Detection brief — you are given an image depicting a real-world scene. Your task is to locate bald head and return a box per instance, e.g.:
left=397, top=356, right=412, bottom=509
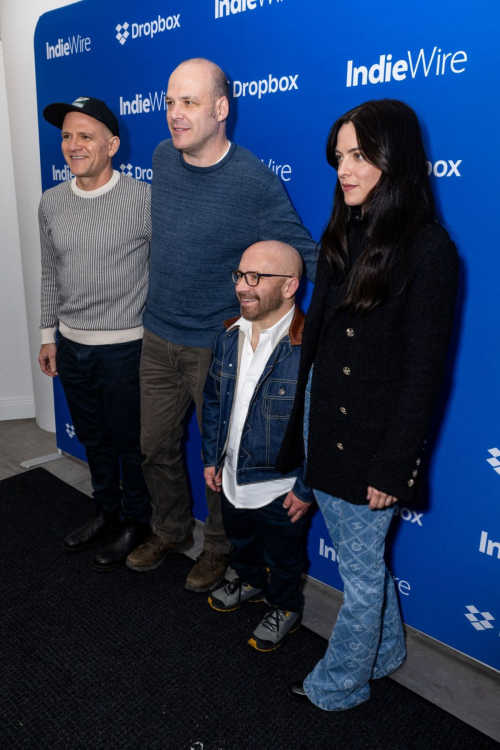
left=240, top=241, right=303, bottom=280
left=166, top=58, right=230, bottom=165
left=173, top=58, right=229, bottom=104
left=235, top=241, right=302, bottom=326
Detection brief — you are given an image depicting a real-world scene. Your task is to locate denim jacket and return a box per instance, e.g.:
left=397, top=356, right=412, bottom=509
left=202, top=306, right=314, bottom=504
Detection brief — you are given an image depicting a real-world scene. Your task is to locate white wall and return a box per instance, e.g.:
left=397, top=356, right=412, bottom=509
left=0, top=41, right=35, bottom=421
left=0, top=0, right=81, bottom=431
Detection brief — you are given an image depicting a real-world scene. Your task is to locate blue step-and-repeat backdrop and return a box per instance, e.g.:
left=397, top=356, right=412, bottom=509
left=35, top=0, right=499, bottom=671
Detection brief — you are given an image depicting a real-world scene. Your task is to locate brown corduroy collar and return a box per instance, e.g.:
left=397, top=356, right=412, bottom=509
left=223, top=305, right=305, bottom=346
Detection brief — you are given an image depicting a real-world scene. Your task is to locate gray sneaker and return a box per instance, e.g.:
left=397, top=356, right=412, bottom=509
left=248, top=607, right=302, bottom=651
left=208, top=577, right=266, bottom=612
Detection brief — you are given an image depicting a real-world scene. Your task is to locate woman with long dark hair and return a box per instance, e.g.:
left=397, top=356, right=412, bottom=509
left=277, top=99, right=459, bottom=711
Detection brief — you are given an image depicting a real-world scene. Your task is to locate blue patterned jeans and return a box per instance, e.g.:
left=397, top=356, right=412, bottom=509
left=303, top=368, right=406, bottom=711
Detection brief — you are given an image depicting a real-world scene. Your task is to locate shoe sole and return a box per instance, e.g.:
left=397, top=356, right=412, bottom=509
left=92, top=559, right=126, bottom=572
left=126, top=536, right=194, bottom=572
left=62, top=541, right=96, bottom=554
left=248, top=619, right=302, bottom=652
left=62, top=525, right=122, bottom=555
left=287, top=686, right=313, bottom=704
left=208, top=594, right=266, bottom=612
left=208, top=597, right=240, bottom=612
left=185, top=576, right=224, bottom=593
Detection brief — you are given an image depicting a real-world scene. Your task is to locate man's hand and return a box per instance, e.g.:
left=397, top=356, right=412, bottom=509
left=367, top=486, right=398, bottom=510
left=283, top=491, right=312, bottom=523
left=204, top=466, right=223, bottom=493
left=38, top=344, right=58, bottom=377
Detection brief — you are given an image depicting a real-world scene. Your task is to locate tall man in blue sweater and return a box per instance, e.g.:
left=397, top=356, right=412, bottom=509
left=126, top=58, right=316, bottom=592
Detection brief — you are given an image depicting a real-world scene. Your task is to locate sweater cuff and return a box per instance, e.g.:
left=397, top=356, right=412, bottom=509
left=41, top=327, right=57, bottom=345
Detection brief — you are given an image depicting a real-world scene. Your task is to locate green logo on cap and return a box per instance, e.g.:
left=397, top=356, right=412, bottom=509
left=72, top=97, right=90, bottom=108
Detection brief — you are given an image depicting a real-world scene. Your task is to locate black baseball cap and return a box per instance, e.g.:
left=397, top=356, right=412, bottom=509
left=43, top=96, right=120, bottom=137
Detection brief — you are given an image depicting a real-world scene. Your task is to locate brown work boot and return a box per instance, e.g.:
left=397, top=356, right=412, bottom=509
left=185, top=550, right=230, bottom=592
left=126, top=532, right=193, bottom=572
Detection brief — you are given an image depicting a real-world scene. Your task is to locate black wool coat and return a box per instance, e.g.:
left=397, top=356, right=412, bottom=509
left=276, top=221, right=459, bottom=505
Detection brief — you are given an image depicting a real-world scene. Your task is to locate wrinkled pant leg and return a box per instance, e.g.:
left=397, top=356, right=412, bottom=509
left=57, top=336, right=122, bottom=513
left=258, top=495, right=306, bottom=613
left=221, top=493, right=267, bottom=588
left=140, top=329, right=194, bottom=542
left=371, top=567, right=407, bottom=679
left=93, top=340, right=151, bottom=523
left=185, top=344, right=231, bottom=555
left=303, top=495, right=396, bottom=711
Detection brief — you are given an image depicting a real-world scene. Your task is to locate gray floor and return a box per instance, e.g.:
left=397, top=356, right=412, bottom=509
left=2, top=418, right=499, bottom=742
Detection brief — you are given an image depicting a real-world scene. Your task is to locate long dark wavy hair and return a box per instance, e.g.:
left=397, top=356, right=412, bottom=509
left=322, top=99, right=436, bottom=314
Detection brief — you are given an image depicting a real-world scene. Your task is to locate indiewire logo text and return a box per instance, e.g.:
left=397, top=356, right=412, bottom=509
left=119, top=92, right=166, bottom=116
left=215, top=0, right=283, bottom=19
left=319, top=538, right=338, bottom=562
left=346, top=46, right=467, bottom=87
left=46, top=34, right=91, bottom=60
left=215, top=0, right=283, bottom=18
left=318, top=540, right=411, bottom=595
left=479, top=531, right=500, bottom=559
left=233, top=73, right=298, bottom=99
left=52, top=165, right=74, bottom=182
left=115, top=13, right=180, bottom=45
left=261, top=157, right=291, bottom=182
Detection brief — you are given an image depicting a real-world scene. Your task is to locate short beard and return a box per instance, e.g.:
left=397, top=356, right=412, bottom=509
left=239, top=285, right=284, bottom=321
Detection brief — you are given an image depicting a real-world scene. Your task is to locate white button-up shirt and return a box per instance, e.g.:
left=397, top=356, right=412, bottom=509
left=222, top=305, right=296, bottom=509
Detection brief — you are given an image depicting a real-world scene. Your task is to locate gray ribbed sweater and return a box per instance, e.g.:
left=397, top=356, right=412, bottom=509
left=39, top=172, right=151, bottom=344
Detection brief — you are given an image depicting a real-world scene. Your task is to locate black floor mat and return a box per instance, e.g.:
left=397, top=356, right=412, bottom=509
left=1, top=468, right=498, bottom=750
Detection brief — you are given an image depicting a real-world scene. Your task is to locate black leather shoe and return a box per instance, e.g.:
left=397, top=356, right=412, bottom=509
left=288, top=681, right=313, bottom=704
left=62, top=507, right=121, bottom=554
left=92, top=519, right=151, bottom=571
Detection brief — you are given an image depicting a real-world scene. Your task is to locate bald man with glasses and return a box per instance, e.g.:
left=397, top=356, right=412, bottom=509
left=201, top=241, right=314, bottom=652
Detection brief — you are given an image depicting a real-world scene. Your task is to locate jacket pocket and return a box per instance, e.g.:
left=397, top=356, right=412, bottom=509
left=262, top=380, right=297, bottom=418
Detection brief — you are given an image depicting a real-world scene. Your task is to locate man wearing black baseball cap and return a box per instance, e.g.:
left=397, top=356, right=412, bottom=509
left=43, top=96, right=120, bottom=137
left=38, top=95, right=153, bottom=571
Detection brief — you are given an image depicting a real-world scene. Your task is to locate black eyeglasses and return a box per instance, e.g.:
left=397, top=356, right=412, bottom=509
left=231, top=270, right=293, bottom=287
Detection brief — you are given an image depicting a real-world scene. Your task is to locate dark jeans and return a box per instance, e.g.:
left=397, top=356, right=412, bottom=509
left=221, top=491, right=306, bottom=612
left=140, top=328, right=230, bottom=554
left=56, top=336, right=151, bottom=523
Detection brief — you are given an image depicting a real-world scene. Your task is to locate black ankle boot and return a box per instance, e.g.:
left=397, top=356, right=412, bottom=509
left=92, top=519, right=152, bottom=572
left=62, top=507, right=121, bottom=554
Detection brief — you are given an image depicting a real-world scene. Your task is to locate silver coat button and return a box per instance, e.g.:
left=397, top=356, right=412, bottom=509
left=278, top=388, right=285, bottom=395
left=416, top=458, right=421, bottom=466
left=412, top=470, right=418, bottom=478
left=408, top=479, right=415, bottom=487
left=340, top=407, right=347, bottom=415
left=336, top=442, right=344, bottom=450
left=343, top=367, right=351, bottom=375
left=346, top=328, right=355, bottom=337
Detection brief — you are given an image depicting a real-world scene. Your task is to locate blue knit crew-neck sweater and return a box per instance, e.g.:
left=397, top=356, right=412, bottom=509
left=144, top=139, right=316, bottom=348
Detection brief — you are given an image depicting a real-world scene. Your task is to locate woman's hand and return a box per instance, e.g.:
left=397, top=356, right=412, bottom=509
left=367, top=486, right=398, bottom=510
